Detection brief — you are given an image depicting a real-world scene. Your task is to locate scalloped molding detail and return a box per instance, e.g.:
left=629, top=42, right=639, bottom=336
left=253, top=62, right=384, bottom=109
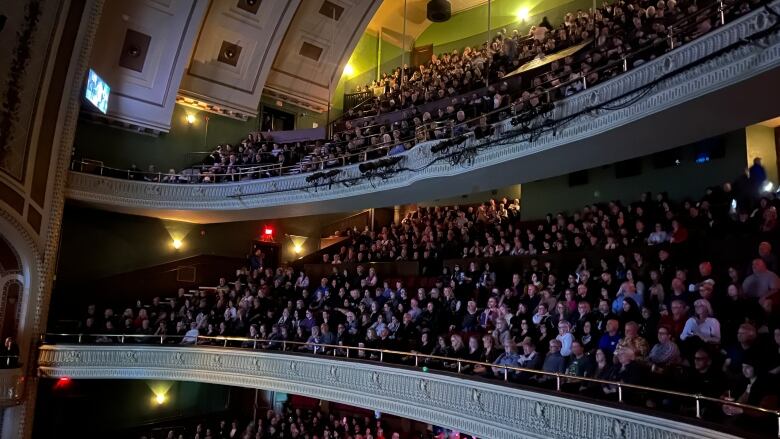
left=65, top=3, right=780, bottom=214
left=38, top=345, right=742, bottom=439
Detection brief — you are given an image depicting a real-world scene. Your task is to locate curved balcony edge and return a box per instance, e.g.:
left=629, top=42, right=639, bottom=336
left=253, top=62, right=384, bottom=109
left=38, top=344, right=741, bottom=439
left=65, top=4, right=780, bottom=220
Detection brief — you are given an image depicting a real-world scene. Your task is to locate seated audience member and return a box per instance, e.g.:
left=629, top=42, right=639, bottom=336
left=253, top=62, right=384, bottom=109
left=598, top=319, right=622, bottom=355
left=680, top=299, right=721, bottom=356
left=181, top=322, right=199, bottom=345
left=742, top=259, right=780, bottom=300
left=647, top=326, right=682, bottom=372
left=492, top=339, right=522, bottom=380
left=616, top=321, right=650, bottom=360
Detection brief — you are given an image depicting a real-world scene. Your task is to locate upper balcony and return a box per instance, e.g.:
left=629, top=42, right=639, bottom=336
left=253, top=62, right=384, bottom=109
left=66, top=2, right=780, bottom=222
left=37, top=336, right=779, bottom=439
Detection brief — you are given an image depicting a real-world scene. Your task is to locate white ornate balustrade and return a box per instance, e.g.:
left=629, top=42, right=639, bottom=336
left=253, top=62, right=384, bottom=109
left=66, top=3, right=780, bottom=221
left=38, top=344, right=743, bottom=439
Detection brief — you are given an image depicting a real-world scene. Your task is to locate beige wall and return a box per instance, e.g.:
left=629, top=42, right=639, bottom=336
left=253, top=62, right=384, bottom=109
left=745, top=124, right=779, bottom=184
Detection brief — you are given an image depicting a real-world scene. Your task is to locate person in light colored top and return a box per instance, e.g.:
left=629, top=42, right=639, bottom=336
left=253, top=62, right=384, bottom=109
left=556, top=320, right=574, bottom=357
left=680, top=299, right=721, bottom=344
left=181, top=322, right=199, bottom=344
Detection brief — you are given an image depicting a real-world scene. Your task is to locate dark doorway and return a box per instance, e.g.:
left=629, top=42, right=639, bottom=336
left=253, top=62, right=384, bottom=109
left=411, top=44, right=433, bottom=68
left=250, top=241, right=281, bottom=269
left=260, top=106, right=295, bottom=131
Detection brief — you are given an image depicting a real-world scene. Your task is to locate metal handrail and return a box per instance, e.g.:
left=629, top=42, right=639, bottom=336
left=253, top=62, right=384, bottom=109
left=41, top=331, right=780, bottom=435
left=70, top=137, right=412, bottom=183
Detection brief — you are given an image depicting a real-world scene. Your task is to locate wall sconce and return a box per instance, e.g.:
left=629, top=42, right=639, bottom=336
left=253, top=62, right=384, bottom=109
left=172, top=239, right=182, bottom=249
left=287, top=235, right=308, bottom=256
left=343, top=63, right=354, bottom=78
left=186, top=114, right=196, bottom=125
left=155, top=393, right=166, bottom=405
left=516, top=8, right=530, bottom=21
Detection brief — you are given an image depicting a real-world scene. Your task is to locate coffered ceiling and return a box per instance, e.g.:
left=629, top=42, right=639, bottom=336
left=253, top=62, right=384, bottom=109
left=83, top=0, right=401, bottom=130
left=264, top=0, right=383, bottom=113
left=85, top=0, right=209, bottom=133
left=177, top=0, right=300, bottom=120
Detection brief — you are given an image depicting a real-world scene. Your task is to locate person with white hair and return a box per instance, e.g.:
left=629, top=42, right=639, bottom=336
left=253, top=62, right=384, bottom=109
left=680, top=299, right=721, bottom=344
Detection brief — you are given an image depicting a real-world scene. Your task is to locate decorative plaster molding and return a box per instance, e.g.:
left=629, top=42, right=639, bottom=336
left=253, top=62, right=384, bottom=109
left=38, top=344, right=743, bottom=439
left=66, top=4, right=780, bottom=214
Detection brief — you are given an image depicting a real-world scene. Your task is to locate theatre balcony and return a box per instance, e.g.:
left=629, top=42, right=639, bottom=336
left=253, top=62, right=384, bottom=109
left=37, top=336, right=779, bottom=439
left=65, top=1, right=780, bottom=223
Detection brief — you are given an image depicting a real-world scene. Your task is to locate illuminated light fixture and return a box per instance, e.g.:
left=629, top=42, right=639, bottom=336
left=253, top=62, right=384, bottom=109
left=186, top=114, right=196, bottom=125
left=763, top=181, right=774, bottom=193
left=155, top=393, right=166, bottom=405
left=54, top=376, right=72, bottom=389
left=343, top=63, right=354, bottom=77
left=172, top=239, right=182, bottom=249
left=516, top=7, right=530, bottom=21
left=264, top=227, right=274, bottom=236
left=287, top=234, right=308, bottom=256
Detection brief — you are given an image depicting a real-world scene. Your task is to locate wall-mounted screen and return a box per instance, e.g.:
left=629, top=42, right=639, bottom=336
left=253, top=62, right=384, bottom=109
left=85, top=69, right=110, bottom=114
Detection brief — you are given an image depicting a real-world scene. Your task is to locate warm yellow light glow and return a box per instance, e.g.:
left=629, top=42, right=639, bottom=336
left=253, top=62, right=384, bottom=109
left=516, top=8, right=530, bottom=21
left=293, top=244, right=303, bottom=254
left=155, top=393, right=166, bottom=405
left=186, top=114, right=196, bottom=125
left=172, top=239, right=182, bottom=249
left=343, top=63, right=354, bottom=77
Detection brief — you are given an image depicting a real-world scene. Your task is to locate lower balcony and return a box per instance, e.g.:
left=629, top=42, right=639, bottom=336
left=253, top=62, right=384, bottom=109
left=37, top=340, right=779, bottom=439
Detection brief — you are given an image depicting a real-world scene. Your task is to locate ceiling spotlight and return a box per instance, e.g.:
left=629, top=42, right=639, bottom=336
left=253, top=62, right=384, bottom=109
left=427, top=0, right=451, bottom=22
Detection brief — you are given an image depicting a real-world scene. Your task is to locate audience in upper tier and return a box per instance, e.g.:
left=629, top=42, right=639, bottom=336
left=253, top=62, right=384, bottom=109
left=68, top=161, right=780, bottom=434
left=78, top=0, right=762, bottom=184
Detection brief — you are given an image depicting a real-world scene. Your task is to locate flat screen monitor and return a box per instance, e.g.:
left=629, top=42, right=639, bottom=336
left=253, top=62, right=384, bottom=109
left=85, top=69, right=110, bottom=114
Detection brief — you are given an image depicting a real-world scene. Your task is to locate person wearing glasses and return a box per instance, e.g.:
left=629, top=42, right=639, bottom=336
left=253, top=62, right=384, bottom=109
left=556, top=320, right=574, bottom=357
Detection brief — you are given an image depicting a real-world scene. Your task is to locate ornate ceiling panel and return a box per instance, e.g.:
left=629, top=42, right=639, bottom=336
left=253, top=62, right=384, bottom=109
left=177, top=0, right=300, bottom=120
left=85, top=0, right=208, bottom=133
left=264, top=0, right=383, bottom=113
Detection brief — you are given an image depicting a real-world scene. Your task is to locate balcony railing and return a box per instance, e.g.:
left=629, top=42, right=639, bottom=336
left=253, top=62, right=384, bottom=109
left=41, top=333, right=780, bottom=437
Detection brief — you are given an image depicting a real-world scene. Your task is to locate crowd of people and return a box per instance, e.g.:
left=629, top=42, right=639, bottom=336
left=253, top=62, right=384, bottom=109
left=65, top=159, right=780, bottom=435
left=137, top=404, right=423, bottom=439
left=76, top=0, right=760, bottom=184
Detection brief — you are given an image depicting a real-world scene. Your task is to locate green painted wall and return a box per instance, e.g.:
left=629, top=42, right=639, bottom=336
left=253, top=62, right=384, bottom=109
left=74, top=101, right=326, bottom=172
left=56, top=204, right=355, bottom=282
left=333, top=32, right=405, bottom=112
left=74, top=104, right=258, bottom=172
left=521, top=131, right=749, bottom=219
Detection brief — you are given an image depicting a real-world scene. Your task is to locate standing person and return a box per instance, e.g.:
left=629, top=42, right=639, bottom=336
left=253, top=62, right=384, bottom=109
left=749, top=157, right=767, bottom=198
left=1, top=337, right=19, bottom=368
